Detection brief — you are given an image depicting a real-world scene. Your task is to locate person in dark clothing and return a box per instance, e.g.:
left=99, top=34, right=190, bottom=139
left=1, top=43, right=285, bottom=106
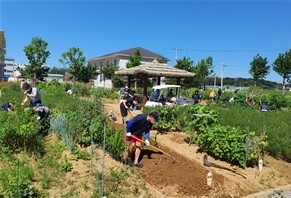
left=218, top=88, right=222, bottom=98
left=125, top=111, right=159, bottom=168
left=260, top=102, right=269, bottom=112
left=120, top=97, right=139, bottom=124
left=34, top=103, right=50, bottom=120
left=0, top=102, right=14, bottom=111
left=192, top=90, right=201, bottom=104
left=21, top=82, right=42, bottom=108
left=121, top=86, right=133, bottom=100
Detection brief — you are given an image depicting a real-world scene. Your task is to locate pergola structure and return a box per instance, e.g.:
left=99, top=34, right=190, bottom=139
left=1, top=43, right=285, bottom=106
left=115, top=59, right=195, bottom=96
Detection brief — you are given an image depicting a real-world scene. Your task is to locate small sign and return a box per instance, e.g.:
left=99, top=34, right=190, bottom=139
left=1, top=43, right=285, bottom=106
left=258, top=159, right=263, bottom=172
left=207, top=172, right=213, bottom=186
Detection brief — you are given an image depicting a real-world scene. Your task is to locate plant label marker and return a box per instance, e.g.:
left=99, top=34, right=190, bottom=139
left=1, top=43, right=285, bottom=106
left=207, top=172, right=213, bottom=186
left=258, top=159, right=263, bottom=172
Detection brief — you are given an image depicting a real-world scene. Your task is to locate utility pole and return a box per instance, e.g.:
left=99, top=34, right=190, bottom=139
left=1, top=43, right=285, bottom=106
left=220, top=62, right=225, bottom=90
left=172, top=47, right=182, bottom=62
left=213, top=74, right=216, bottom=88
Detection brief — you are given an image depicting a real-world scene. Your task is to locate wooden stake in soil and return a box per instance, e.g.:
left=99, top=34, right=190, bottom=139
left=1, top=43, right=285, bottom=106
left=207, top=172, right=213, bottom=186
left=258, top=159, right=263, bottom=172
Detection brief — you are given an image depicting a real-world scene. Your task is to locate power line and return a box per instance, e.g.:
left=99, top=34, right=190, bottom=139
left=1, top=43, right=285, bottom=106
left=176, top=48, right=289, bottom=53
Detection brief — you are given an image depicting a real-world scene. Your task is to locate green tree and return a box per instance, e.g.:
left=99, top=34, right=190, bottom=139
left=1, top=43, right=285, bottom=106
left=79, top=63, right=98, bottom=83
left=273, top=49, right=291, bottom=91
left=59, top=47, right=93, bottom=83
left=126, top=50, right=142, bottom=88
left=172, top=57, right=196, bottom=88
left=22, top=37, right=50, bottom=83
left=0, top=30, right=6, bottom=81
left=194, top=57, right=214, bottom=90
left=175, top=57, right=194, bottom=72
left=99, top=64, right=124, bottom=88
left=249, top=54, right=270, bottom=86
left=126, top=50, right=141, bottom=68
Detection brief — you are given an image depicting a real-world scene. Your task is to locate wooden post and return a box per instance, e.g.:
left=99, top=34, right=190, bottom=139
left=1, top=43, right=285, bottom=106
left=157, top=77, right=161, bottom=85
left=127, top=76, right=131, bottom=88
left=258, top=159, right=263, bottom=172
left=176, top=77, right=181, bottom=85
left=143, top=77, right=148, bottom=96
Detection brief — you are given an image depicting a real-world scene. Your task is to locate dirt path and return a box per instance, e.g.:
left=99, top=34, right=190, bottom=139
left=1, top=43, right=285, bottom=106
left=104, top=100, right=291, bottom=198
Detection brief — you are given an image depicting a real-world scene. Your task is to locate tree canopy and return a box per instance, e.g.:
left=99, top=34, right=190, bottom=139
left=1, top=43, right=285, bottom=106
left=59, top=47, right=97, bottom=83
left=249, top=54, right=270, bottom=86
left=272, top=49, right=291, bottom=91
left=22, top=37, right=50, bottom=83
left=194, top=57, right=213, bottom=90
left=0, top=31, right=6, bottom=63
left=172, top=57, right=195, bottom=88
left=126, top=50, right=141, bottom=68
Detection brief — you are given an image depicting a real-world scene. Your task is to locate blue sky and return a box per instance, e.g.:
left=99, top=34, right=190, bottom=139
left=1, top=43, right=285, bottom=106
left=1, top=0, right=291, bottom=83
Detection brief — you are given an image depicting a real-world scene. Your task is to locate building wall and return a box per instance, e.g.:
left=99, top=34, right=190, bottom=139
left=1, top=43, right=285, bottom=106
left=89, top=54, right=158, bottom=88
left=3, top=58, right=15, bottom=81
left=45, top=74, right=63, bottom=82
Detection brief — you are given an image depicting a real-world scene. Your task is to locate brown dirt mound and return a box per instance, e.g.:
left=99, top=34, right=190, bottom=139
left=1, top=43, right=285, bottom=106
left=134, top=143, right=226, bottom=197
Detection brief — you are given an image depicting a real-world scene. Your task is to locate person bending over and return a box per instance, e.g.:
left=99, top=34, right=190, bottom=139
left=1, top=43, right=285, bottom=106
left=21, top=82, right=42, bottom=108
left=125, top=111, right=159, bottom=168
left=120, top=96, right=138, bottom=124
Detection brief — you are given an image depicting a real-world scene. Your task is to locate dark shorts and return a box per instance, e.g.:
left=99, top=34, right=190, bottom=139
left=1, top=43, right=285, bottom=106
left=120, top=103, right=128, bottom=117
left=30, top=100, right=42, bottom=108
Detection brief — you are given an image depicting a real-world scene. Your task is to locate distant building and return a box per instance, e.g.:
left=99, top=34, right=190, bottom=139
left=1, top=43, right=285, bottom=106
left=88, top=47, right=169, bottom=88
left=45, top=74, right=63, bottom=82
left=2, top=58, right=63, bottom=82
left=3, top=58, right=14, bottom=81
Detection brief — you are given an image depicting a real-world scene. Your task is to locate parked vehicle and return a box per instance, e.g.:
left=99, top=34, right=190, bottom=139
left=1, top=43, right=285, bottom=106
left=144, top=84, right=194, bottom=107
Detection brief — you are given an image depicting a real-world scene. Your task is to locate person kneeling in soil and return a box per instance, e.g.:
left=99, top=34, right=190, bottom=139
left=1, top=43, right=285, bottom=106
left=125, top=111, right=159, bottom=168
left=34, top=103, right=50, bottom=121
left=0, top=102, right=14, bottom=112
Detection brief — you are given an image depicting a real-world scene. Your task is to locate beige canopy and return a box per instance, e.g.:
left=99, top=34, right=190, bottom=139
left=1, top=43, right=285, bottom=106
left=115, top=60, right=195, bottom=97
left=115, top=60, right=195, bottom=78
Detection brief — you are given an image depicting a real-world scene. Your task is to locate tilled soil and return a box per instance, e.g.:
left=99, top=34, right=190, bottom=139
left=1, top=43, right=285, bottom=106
left=107, top=102, right=291, bottom=198
left=112, top=122, right=228, bottom=198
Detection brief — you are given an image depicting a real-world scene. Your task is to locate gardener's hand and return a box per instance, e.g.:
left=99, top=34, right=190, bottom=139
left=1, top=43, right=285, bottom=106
left=145, top=139, right=150, bottom=146
left=126, top=132, right=131, bottom=137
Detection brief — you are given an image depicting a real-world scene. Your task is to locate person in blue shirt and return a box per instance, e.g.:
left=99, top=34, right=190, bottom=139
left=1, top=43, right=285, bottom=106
left=21, top=82, right=42, bottom=108
left=260, top=102, right=269, bottom=112
left=34, top=103, right=50, bottom=120
left=192, top=90, right=201, bottom=104
left=0, top=102, right=14, bottom=111
left=125, top=111, right=159, bottom=168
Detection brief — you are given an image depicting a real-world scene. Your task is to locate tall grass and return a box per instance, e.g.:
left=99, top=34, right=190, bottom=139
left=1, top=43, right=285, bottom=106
left=214, top=106, right=291, bottom=162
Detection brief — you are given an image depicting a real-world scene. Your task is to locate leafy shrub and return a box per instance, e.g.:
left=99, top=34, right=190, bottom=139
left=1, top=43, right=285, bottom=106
left=0, top=159, right=40, bottom=197
left=0, top=110, right=42, bottom=152
left=195, top=125, right=267, bottom=167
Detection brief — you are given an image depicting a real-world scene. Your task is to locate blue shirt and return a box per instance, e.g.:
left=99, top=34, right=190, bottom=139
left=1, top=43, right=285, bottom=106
left=126, top=114, right=153, bottom=140
left=0, top=103, right=11, bottom=111
left=260, top=104, right=269, bottom=111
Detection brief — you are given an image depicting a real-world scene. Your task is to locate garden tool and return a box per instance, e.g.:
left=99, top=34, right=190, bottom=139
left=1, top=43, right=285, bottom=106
left=203, top=154, right=247, bottom=178
left=131, top=135, right=176, bottom=164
